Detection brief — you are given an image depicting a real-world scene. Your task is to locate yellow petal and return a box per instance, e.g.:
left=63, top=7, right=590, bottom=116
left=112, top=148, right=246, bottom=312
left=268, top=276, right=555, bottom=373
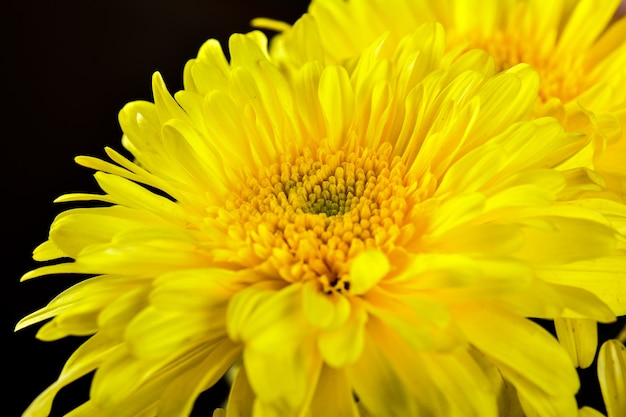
left=93, top=172, right=189, bottom=224
left=318, top=303, right=367, bottom=367
left=31, top=239, right=65, bottom=261
left=598, top=339, right=626, bottom=417
left=513, top=376, right=579, bottom=417
left=150, top=268, right=236, bottom=312
left=75, top=226, right=208, bottom=276
left=318, top=65, right=355, bottom=144
left=457, top=306, right=579, bottom=397
left=515, top=217, right=617, bottom=265
left=471, top=67, right=539, bottom=139
left=184, top=39, right=229, bottom=95
left=21, top=334, right=121, bottom=417
left=557, top=0, right=621, bottom=53
left=243, top=338, right=322, bottom=414
left=554, top=318, right=598, bottom=368
left=362, top=318, right=450, bottom=415
left=419, top=349, right=498, bottom=417
left=48, top=208, right=151, bottom=258
left=426, top=192, right=485, bottom=235
left=347, top=330, right=417, bottom=417
left=435, top=144, right=506, bottom=196
left=72, top=337, right=221, bottom=417
left=16, top=275, right=144, bottom=333
left=227, top=283, right=309, bottom=352
left=363, top=288, right=444, bottom=351
left=302, top=280, right=351, bottom=329
left=578, top=406, right=606, bottom=417
left=349, top=250, right=390, bottom=295
left=212, top=409, right=226, bottom=417
left=98, top=285, right=151, bottom=339
left=90, top=348, right=155, bottom=406
left=310, top=366, right=360, bottom=417
left=157, top=340, right=240, bottom=417
left=125, top=306, right=218, bottom=360
left=425, top=223, right=523, bottom=255
left=224, top=366, right=254, bottom=417
left=537, top=257, right=626, bottom=316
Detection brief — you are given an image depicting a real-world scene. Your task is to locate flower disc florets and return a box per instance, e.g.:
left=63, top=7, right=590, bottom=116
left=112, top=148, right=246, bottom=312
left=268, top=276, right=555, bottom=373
left=221, top=142, right=410, bottom=293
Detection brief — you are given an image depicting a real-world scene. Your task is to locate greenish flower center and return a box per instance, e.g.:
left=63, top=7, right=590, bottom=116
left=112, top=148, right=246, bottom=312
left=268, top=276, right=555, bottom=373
left=276, top=158, right=377, bottom=218
left=221, top=143, right=415, bottom=293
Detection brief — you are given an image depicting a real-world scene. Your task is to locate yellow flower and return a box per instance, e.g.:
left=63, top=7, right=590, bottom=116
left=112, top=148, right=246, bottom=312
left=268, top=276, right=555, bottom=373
left=258, top=0, right=626, bottom=198
left=17, top=22, right=626, bottom=417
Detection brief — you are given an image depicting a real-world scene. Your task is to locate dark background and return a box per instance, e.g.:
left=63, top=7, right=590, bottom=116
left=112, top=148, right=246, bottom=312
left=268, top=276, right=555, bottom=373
left=3, top=1, right=623, bottom=416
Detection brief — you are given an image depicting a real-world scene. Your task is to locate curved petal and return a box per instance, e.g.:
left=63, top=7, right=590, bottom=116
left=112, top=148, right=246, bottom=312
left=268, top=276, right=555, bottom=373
left=598, top=339, right=626, bottom=417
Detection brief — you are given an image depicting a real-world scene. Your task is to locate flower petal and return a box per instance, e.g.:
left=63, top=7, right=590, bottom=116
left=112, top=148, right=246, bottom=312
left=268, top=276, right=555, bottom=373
left=227, top=283, right=309, bottom=352
left=349, top=250, right=390, bottom=295
left=456, top=306, right=579, bottom=397
left=598, top=339, right=626, bottom=417
left=554, top=318, right=598, bottom=369
left=347, top=329, right=417, bottom=417
left=318, top=302, right=367, bottom=367
left=243, top=338, right=322, bottom=414
left=310, top=366, right=360, bottom=417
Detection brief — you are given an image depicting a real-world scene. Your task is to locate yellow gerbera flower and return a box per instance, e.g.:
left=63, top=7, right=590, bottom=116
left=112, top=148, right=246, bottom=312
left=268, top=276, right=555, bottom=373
left=258, top=0, right=626, bottom=198
left=17, top=22, right=626, bottom=417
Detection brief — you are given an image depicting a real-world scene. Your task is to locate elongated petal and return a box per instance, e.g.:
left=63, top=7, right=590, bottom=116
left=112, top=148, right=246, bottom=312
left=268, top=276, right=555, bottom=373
left=318, top=302, right=367, bottom=367
left=347, top=330, right=417, bottom=417
left=456, top=306, right=579, bottom=397
left=555, top=318, right=598, bottom=369
left=243, top=338, right=322, bottom=414
left=598, top=339, right=626, bottom=417
left=22, top=334, right=121, bottom=417
left=310, top=366, right=360, bottom=417
left=349, top=250, right=390, bottom=295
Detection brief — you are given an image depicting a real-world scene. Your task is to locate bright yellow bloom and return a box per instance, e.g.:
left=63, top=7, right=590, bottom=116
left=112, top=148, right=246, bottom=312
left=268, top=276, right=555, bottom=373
left=259, top=0, right=626, bottom=198
left=17, top=22, right=626, bottom=417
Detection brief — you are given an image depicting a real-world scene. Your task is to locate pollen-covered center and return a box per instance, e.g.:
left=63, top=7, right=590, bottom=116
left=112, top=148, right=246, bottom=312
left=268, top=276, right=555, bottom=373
left=477, top=33, right=585, bottom=102
left=265, top=156, right=362, bottom=218
left=450, top=25, right=587, bottom=103
left=222, top=143, right=413, bottom=294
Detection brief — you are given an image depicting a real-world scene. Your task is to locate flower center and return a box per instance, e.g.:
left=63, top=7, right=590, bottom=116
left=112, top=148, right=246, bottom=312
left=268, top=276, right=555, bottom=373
left=449, top=21, right=587, bottom=103
left=220, top=143, right=413, bottom=294
left=477, top=32, right=585, bottom=102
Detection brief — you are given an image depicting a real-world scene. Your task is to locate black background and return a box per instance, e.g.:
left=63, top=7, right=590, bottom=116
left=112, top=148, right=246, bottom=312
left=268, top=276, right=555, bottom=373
left=4, top=1, right=623, bottom=416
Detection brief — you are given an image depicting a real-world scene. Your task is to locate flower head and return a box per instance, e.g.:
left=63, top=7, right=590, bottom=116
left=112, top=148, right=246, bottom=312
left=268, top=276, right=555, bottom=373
left=17, top=19, right=626, bottom=417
